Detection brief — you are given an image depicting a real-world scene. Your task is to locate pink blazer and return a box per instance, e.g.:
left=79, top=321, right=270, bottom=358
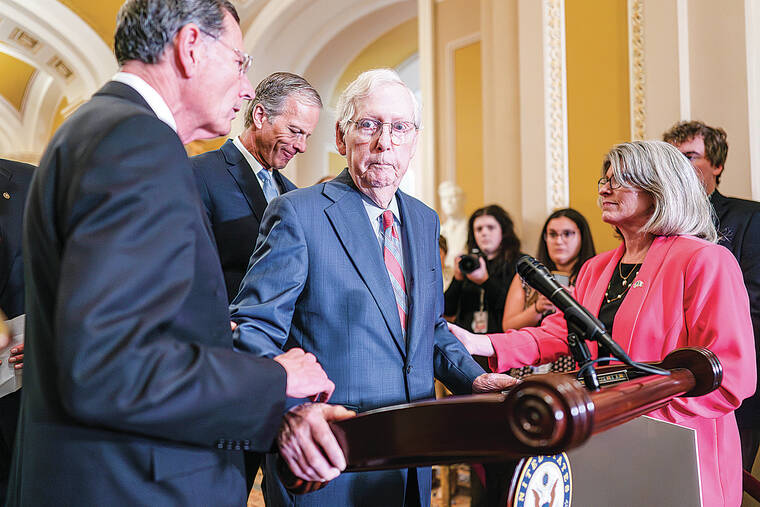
left=488, top=235, right=756, bottom=506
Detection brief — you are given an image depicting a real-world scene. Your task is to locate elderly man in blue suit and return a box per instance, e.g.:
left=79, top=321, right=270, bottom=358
left=231, top=68, right=517, bottom=507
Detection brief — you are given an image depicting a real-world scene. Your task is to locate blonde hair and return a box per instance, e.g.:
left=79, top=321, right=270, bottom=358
left=601, top=140, right=717, bottom=242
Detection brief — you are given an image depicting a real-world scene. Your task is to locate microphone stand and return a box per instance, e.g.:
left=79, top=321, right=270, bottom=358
left=566, top=319, right=600, bottom=391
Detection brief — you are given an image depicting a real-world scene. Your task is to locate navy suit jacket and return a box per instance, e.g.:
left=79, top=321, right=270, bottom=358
left=191, top=140, right=296, bottom=301
left=0, top=159, right=33, bottom=505
left=231, top=169, right=484, bottom=507
left=712, top=190, right=760, bottom=428
left=0, top=159, right=34, bottom=319
left=8, top=81, right=288, bottom=507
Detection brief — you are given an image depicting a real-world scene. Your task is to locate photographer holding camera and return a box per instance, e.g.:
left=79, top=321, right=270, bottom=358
left=444, top=205, right=522, bottom=369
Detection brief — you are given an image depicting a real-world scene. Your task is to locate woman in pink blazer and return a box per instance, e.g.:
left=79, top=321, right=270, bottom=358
left=450, top=140, right=755, bottom=506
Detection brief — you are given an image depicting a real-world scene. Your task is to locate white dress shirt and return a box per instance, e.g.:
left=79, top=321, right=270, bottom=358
left=111, top=72, right=177, bottom=133
left=232, top=136, right=280, bottom=197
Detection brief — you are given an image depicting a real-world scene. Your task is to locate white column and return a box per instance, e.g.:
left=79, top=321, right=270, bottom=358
left=418, top=0, right=437, bottom=207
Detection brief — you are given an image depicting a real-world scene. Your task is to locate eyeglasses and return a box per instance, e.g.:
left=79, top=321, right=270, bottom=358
left=200, top=29, right=253, bottom=76
left=347, top=118, right=418, bottom=145
left=597, top=175, right=622, bottom=191
left=545, top=230, right=577, bottom=241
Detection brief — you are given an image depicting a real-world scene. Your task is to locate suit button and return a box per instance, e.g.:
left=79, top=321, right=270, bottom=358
left=406, top=365, right=412, bottom=374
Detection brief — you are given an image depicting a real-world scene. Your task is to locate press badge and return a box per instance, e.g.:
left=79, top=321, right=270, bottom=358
left=472, top=310, right=488, bottom=333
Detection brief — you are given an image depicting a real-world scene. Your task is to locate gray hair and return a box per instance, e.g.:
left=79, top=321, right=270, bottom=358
left=114, top=0, right=239, bottom=66
left=601, top=140, right=717, bottom=242
left=243, top=72, right=322, bottom=129
left=335, top=68, right=421, bottom=135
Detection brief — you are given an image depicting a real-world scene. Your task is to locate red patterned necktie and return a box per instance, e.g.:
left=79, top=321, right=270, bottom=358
left=382, top=210, right=407, bottom=334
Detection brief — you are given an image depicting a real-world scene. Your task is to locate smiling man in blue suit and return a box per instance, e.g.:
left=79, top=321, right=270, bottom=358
left=231, top=68, right=518, bottom=507
left=191, top=72, right=321, bottom=302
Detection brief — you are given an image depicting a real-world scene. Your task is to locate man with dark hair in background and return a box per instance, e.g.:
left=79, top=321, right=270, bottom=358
left=191, top=72, right=321, bottom=302
left=664, top=120, right=760, bottom=471
left=0, top=158, right=33, bottom=504
left=7, top=2, right=346, bottom=505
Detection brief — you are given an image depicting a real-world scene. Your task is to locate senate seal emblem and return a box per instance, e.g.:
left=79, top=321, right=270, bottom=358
left=511, top=453, right=572, bottom=507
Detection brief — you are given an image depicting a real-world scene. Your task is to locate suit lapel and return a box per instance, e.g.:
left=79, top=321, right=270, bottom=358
left=221, top=140, right=268, bottom=222
left=273, top=171, right=297, bottom=193
left=0, top=164, right=13, bottom=193
left=323, top=171, right=407, bottom=357
left=397, top=192, right=424, bottom=357
left=94, top=81, right=153, bottom=111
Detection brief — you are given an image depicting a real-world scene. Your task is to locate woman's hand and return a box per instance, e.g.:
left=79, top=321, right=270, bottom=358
left=466, top=257, right=489, bottom=285
left=447, top=322, right=495, bottom=357
left=534, top=295, right=555, bottom=314
left=7, top=343, right=23, bottom=370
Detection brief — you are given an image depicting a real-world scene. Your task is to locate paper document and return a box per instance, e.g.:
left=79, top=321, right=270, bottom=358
left=0, top=314, right=24, bottom=398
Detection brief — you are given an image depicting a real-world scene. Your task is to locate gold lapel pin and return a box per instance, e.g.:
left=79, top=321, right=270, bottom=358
left=2, top=192, right=9, bottom=200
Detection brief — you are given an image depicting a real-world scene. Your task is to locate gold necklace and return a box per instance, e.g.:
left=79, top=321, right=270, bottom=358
left=618, top=262, right=640, bottom=287
left=605, top=263, right=641, bottom=303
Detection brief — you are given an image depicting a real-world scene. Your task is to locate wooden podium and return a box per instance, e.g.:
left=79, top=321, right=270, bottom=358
left=279, top=346, right=718, bottom=505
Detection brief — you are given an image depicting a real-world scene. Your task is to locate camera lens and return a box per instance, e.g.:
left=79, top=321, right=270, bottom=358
left=459, top=254, right=480, bottom=274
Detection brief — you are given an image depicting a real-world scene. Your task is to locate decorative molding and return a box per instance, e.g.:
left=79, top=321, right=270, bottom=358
left=628, top=0, right=645, bottom=140
left=417, top=0, right=435, bottom=207
left=676, top=0, right=690, bottom=120
left=444, top=32, right=480, bottom=184
left=746, top=0, right=760, bottom=200
left=0, top=0, right=116, bottom=158
left=543, top=0, right=568, bottom=210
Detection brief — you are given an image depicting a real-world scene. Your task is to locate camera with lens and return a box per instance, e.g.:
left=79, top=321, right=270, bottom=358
left=458, top=249, right=483, bottom=275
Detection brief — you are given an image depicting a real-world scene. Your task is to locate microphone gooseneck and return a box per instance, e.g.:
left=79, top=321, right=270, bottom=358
left=516, top=255, right=669, bottom=379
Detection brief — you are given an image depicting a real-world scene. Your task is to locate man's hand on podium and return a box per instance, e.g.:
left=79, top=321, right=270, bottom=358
left=472, top=372, right=520, bottom=393
left=278, top=403, right=356, bottom=482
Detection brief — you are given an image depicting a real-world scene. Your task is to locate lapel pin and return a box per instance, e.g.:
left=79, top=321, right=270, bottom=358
left=2, top=192, right=9, bottom=200
left=631, top=280, right=644, bottom=289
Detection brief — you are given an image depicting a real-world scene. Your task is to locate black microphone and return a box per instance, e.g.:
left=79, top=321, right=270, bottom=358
left=516, top=255, right=668, bottom=376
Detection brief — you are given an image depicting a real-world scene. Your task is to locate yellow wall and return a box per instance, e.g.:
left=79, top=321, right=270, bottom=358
left=50, top=97, right=70, bottom=136
left=434, top=0, right=482, bottom=214
left=454, top=42, right=483, bottom=218
left=0, top=53, right=36, bottom=113
left=566, top=0, right=630, bottom=253
left=328, top=18, right=419, bottom=176
left=59, top=0, right=122, bottom=48
left=185, top=137, right=227, bottom=157
left=328, top=151, right=345, bottom=178
left=332, top=18, right=418, bottom=107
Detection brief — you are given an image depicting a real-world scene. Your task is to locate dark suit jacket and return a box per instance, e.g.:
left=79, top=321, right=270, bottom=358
left=191, top=140, right=297, bottom=301
left=712, top=190, right=760, bottom=428
left=0, top=159, right=34, bottom=319
left=231, top=169, right=484, bottom=507
left=0, top=159, right=33, bottom=505
left=7, top=81, right=288, bottom=507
